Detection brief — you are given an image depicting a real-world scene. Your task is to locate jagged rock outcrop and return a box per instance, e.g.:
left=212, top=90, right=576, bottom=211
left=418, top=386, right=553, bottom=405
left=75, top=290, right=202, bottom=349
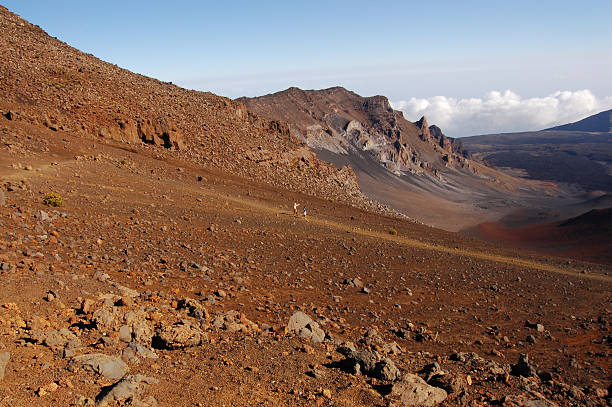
left=238, top=87, right=476, bottom=178
left=97, top=117, right=184, bottom=150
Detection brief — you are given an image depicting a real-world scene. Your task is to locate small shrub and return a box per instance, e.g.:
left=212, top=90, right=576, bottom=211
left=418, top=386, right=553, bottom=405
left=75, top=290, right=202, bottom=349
left=388, top=228, right=398, bottom=236
left=43, top=192, right=63, bottom=207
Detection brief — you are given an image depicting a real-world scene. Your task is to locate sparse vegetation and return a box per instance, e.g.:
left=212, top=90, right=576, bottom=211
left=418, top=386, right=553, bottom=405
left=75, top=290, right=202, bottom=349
left=43, top=192, right=63, bottom=207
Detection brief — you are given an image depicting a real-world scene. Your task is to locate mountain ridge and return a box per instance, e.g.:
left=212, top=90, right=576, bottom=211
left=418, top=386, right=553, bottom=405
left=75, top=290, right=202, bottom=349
left=0, top=5, right=394, bottom=214
left=238, top=86, right=471, bottom=180
left=545, top=108, right=612, bottom=132
left=462, top=109, right=612, bottom=192
left=238, top=87, right=574, bottom=231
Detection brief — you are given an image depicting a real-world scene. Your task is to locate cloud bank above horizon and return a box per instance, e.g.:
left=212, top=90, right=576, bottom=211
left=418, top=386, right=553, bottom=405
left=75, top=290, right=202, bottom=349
left=392, top=90, right=612, bottom=137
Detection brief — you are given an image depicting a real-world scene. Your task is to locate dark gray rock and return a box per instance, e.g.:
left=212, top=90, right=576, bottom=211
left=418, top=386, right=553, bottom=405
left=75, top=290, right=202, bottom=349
left=338, top=347, right=400, bottom=380
left=372, top=357, right=401, bottom=381
left=349, top=349, right=380, bottom=373
left=511, top=353, right=538, bottom=378
left=427, top=373, right=468, bottom=398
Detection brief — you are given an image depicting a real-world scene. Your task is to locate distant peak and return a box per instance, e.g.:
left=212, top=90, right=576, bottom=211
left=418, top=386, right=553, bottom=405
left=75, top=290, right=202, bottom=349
left=545, top=109, right=612, bottom=132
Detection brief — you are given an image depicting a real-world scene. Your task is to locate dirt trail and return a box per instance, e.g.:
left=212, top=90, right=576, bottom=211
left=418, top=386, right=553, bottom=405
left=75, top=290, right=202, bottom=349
left=7, top=159, right=610, bottom=282
left=204, top=187, right=611, bottom=282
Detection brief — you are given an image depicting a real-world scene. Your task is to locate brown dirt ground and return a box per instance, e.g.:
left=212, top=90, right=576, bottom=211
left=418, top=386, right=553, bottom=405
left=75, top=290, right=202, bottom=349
left=0, top=119, right=610, bottom=406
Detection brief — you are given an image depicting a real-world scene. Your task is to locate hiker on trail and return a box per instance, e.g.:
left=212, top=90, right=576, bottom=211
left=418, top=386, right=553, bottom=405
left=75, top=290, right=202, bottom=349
left=293, top=202, right=299, bottom=216
left=303, top=206, right=307, bottom=218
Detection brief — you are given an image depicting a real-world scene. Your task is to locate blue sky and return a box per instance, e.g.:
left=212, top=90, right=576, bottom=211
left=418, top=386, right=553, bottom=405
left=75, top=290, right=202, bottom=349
left=3, top=1, right=612, bottom=135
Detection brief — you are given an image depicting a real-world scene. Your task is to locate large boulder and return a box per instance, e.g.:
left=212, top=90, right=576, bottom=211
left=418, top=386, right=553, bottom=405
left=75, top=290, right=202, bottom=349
left=287, top=311, right=325, bottom=343
left=152, top=320, right=205, bottom=350
left=389, top=373, right=447, bottom=406
left=71, top=353, right=129, bottom=380
left=96, top=374, right=158, bottom=407
left=337, top=347, right=400, bottom=381
left=30, top=329, right=82, bottom=350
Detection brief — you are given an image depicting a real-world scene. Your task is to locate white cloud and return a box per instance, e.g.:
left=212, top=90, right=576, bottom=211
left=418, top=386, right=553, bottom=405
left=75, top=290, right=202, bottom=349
left=391, top=90, right=612, bottom=137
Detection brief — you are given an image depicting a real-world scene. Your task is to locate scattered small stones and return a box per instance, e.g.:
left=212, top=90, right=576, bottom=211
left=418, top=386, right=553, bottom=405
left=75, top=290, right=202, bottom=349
left=502, top=394, right=558, bottom=407
left=35, top=210, right=50, bottom=221
left=177, top=297, right=208, bottom=320
left=211, top=310, right=258, bottom=333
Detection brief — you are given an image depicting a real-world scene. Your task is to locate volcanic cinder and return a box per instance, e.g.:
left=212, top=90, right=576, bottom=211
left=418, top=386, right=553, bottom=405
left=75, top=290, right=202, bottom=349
left=0, top=5, right=610, bottom=407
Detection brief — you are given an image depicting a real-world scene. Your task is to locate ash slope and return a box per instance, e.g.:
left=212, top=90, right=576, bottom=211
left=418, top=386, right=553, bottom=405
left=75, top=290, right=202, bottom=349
left=239, top=87, right=571, bottom=231
left=0, top=6, right=390, bottom=215
left=467, top=207, right=612, bottom=265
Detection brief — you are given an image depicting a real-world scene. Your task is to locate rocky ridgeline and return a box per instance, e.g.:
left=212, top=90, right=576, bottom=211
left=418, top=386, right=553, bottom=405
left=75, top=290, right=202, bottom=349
left=0, top=6, right=396, bottom=216
left=238, top=86, right=474, bottom=179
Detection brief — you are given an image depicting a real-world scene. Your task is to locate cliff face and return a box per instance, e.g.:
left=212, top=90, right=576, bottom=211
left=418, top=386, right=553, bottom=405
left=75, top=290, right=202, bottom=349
left=238, top=87, right=473, bottom=178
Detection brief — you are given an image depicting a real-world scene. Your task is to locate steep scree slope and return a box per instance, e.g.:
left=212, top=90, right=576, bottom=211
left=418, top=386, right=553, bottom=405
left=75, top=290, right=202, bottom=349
left=0, top=6, right=389, bottom=214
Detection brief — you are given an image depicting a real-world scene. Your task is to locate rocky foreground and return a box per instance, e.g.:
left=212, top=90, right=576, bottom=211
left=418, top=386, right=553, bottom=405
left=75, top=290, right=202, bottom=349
left=0, top=116, right=611, bottom=406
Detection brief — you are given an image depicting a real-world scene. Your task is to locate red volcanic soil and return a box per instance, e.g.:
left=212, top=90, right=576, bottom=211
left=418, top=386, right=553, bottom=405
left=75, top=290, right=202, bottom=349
left=1, top=6, right=611, bottom=406
left=474, top=208, right=612, bottom=265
